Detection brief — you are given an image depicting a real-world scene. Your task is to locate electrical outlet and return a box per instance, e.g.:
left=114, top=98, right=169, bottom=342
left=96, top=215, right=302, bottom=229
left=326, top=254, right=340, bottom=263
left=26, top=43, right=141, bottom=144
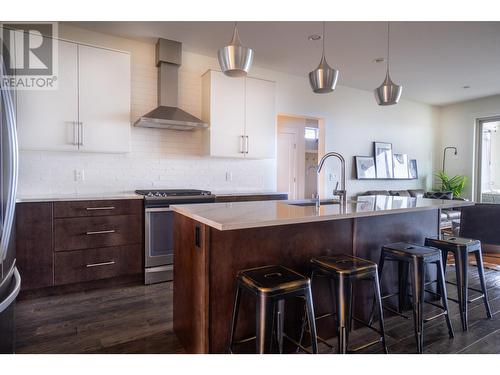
left=225, top=171, right=232, bottom=182
left=329, top=173, right=336, bottom=182
left=74, top=169, right=85, bottom=182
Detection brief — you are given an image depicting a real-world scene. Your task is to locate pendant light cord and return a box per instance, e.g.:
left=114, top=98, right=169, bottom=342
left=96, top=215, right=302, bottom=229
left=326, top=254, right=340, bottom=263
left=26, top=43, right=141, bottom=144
left=322, top=21, right=326, bottom=58
left=386, top=22, right=390, bottom=74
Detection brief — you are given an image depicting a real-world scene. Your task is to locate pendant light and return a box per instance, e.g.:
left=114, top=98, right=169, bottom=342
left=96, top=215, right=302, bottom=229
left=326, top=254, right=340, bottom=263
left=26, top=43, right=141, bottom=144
left=309, top=22, right=339, bottom=94
left=374, top=22, right=402, bottom=105
left=218, top=22, right=254, bottom=77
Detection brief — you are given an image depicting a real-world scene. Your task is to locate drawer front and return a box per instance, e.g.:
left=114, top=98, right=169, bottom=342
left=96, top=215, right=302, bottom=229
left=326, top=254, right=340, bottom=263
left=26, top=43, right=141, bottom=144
left=54, top=199, right=142, bottom=218
left=54, top=245, right=142, bottom=285
left=54, top=214, right=142, bottom=252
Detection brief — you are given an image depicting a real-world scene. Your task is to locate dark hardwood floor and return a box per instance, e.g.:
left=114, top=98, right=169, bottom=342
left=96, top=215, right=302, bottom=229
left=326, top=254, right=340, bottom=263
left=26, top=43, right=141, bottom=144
left=15, top=266, right=500, bottom=354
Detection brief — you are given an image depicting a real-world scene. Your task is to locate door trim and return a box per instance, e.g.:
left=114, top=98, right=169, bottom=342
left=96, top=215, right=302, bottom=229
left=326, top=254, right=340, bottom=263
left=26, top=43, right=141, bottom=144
left=475, top=116, right=500, bottom=202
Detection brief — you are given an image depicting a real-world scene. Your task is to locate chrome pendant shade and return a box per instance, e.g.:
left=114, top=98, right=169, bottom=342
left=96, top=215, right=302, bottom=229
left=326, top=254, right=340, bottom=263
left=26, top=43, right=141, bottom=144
left=309, top=22, right=339, bottom=93
left=374, top=22, right=402, bottom=105
left=374, top=72, right=402, bottom=105
left=218, top=23, right=254, bottom=77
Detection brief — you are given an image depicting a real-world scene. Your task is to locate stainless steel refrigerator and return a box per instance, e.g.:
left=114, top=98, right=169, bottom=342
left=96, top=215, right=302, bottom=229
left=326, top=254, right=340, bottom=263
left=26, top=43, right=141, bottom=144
left=0, top=55, right=21, bottom=354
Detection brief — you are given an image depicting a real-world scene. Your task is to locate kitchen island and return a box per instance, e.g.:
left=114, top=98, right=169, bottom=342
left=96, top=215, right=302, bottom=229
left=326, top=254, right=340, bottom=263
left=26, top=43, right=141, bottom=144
left=171, top=196, right=473, bottom=353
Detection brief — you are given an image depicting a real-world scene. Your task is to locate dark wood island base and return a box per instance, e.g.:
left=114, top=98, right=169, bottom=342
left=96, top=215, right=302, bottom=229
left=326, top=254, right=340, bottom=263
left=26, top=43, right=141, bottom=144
left=173, top=209, right=440, bottom=353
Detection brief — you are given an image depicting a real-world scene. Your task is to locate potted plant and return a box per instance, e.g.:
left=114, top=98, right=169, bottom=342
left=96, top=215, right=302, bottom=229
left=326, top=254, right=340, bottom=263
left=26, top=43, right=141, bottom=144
left=434, top=171, right=467, bottom=198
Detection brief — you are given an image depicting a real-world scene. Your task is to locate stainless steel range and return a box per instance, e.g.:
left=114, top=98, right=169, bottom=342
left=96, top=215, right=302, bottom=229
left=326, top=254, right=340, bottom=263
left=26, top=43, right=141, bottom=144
left=135, top=189, right=215, bottom=284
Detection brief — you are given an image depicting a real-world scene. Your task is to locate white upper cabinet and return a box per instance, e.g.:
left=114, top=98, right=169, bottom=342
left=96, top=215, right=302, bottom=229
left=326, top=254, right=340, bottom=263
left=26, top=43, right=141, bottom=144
left=202, top=70, right=245, bottom=158
left=202, top=70, right=276, bottom=159
left=17, top=39, right=79, bottom=151
left=78, top=45, right=130, bottom=153
left=16, top=39, right=131, bottom=153
left=245, top=77, right=276, bottom=159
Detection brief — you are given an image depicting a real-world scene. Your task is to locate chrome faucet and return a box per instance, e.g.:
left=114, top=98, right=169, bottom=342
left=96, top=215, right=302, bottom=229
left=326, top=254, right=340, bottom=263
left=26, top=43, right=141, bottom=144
left=316, top=151, right=346, bottom=209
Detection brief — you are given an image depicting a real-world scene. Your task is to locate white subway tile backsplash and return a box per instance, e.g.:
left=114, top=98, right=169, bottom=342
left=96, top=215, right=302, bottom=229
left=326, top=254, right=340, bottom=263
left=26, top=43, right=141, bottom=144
left=17, top=29, right=276, bottom=197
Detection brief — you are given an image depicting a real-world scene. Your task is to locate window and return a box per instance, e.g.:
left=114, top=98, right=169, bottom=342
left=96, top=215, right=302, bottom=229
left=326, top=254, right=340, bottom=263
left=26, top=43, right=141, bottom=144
left=305, top=127, right=318, bottom=140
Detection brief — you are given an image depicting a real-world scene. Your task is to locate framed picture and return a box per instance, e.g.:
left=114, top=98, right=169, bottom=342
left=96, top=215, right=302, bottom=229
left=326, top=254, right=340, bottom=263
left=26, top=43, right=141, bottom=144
left=393, top=153, right=409, bottom=179
left=374, top=142, right=393, bottom=179
left=355, top=156, right=376, bottom=179
left=408, top=159, right=418, bottom=179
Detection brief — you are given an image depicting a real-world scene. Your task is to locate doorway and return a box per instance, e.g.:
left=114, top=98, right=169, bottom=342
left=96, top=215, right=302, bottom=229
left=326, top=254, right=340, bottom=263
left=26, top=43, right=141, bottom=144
left=277, top=115, right=323, bottom=200
left=476, top=117, right=500, bottom=202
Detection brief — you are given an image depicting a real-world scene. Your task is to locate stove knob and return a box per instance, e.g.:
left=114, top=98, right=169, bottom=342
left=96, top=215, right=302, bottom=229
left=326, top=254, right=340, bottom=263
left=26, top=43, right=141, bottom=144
left=154, top=192, right=161, bottom=197
left=161, top=193, right=167, bottom=197
left=147, top=192, right=154, bottom=197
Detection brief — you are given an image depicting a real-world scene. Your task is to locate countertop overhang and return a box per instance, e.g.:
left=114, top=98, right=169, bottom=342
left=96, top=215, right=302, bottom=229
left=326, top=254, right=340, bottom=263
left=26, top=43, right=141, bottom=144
left=170, top=195, right=474, bottom=231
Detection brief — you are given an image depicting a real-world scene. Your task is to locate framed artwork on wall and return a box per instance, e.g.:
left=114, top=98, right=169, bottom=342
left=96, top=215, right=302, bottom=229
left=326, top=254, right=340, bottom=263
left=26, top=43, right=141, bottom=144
left=374, top=142, right=394, bottom=178
left=408, top=159, right=418, bottom=179
left=355, top=156, right=376, bottom=179
left=393, top=153, right=409, bottom=179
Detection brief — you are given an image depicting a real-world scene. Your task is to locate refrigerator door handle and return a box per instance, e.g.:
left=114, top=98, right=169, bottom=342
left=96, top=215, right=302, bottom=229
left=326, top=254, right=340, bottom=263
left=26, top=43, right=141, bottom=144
left=0, top=267, right=20, bottom=314
left=0, top=58, right=19, bottom=263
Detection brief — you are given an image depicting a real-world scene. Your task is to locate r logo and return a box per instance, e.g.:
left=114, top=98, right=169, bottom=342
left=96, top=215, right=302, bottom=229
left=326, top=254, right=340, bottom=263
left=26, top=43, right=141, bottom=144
left=1, top=23, right=54, bottom=76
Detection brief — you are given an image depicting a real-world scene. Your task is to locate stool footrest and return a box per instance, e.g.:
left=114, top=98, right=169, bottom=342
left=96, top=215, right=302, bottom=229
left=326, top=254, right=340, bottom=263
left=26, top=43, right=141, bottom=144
left=383, top=304, right=411, bottom=320
left=351, top=316, right=384, bottom=336
left=283, top=333, right=313, bottom=354
left=423, top=311, right=447, bottom=323
left=233, top=336, right=257, bottom=345
left=381, top=292, right=399, bottom=300
left=423, top=298, right=447, bottom=311
left=315, top=312, right=335, bottom=321
left=468, top=294, right=486, bottom=303
left=446, top=280, right=484, bottom=294
left=348, top=338, right=383, bottom=353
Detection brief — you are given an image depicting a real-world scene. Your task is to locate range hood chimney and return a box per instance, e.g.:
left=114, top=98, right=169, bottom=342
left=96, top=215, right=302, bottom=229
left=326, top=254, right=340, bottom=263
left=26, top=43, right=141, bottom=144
left=134, top=39, right=207, bottom=131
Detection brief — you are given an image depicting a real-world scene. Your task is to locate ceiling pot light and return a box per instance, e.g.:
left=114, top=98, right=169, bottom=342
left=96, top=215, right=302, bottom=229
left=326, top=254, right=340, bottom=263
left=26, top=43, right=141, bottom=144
left=308, top=34, right=322, bottom=41
left=218, top=22, right=254, bottom=77
left=308, top=22, right=339, bottom=94
left=374, top=23, right=402, bottom=106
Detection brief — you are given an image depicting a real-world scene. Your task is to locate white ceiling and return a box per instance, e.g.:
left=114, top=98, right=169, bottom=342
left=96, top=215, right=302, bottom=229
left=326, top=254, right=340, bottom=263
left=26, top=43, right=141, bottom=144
left=68, top=21, right=500, bottom=106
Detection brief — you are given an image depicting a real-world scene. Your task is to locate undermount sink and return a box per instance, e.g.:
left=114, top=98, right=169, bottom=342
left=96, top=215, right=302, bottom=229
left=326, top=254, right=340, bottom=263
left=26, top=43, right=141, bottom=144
left=287, top=199, right=341, bottom=207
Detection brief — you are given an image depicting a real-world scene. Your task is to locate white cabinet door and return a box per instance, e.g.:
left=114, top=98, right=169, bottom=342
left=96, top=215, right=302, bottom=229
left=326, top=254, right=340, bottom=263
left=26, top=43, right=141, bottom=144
left=245, top=77, right=276, bottom=159
left=203, top=70, right=245, bottom=158
left=78, top=45, right=130, bottom=153
left=17, top=39, right=79, bottom=151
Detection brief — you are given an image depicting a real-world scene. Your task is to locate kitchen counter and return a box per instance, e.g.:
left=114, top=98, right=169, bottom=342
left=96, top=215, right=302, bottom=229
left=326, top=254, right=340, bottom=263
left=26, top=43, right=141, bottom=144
left=173, top=195, right=473, bottom=353
left=16, top=192, right=142, bottom=203
left=171, top=195, right=473, bottom=231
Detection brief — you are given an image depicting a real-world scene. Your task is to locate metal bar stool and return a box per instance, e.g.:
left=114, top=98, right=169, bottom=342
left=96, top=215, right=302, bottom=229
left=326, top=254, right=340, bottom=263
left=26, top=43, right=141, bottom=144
left=425, top=235, right=492, bottom=331
left=228, top=265, right=318, bottom=354
left=301, top=254, right=388, bottom=354
left=378, top=243, right=454, bottom=353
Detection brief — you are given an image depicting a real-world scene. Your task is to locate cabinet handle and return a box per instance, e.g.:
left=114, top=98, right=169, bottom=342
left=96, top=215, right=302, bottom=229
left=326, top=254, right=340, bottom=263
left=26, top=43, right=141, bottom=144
left=79, top=122, right=84, bottom=146
left=86, top=261, right=115, bottom=268
left=239, top=135, right=245, bottom=153
left=245, top=135, right=249, bottom=154
left=73, top=122, right=79, bottom=145
left=86, top=206, right=115, bottom=211
left=86, top=229, right=116, bottom=235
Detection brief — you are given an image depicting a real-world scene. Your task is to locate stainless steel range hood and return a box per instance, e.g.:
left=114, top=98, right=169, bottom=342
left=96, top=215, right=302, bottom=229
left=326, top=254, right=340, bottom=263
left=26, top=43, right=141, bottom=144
left=134, top=39, right=207, bottom=131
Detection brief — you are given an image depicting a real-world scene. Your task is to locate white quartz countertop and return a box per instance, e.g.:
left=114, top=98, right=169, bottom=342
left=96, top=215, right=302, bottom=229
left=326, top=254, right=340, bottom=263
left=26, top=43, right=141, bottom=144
left=16, top=192, right=143, bottom=203
left=170, top=195, right=474, bottom=231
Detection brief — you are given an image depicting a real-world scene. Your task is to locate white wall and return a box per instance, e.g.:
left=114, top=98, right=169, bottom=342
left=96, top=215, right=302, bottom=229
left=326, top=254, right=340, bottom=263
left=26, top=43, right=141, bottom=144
left=437, top=94, right=500, bottom=200
left=18, top=24, right=439, bottom=198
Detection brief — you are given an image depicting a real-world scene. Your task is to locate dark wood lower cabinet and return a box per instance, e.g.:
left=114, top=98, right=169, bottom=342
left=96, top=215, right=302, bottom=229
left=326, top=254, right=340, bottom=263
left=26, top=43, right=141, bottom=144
left=16, top=199, right=144, bottom=291
left=16, top=202, right=54, bottom=290
left=54, top=245, right=142, bottom=285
